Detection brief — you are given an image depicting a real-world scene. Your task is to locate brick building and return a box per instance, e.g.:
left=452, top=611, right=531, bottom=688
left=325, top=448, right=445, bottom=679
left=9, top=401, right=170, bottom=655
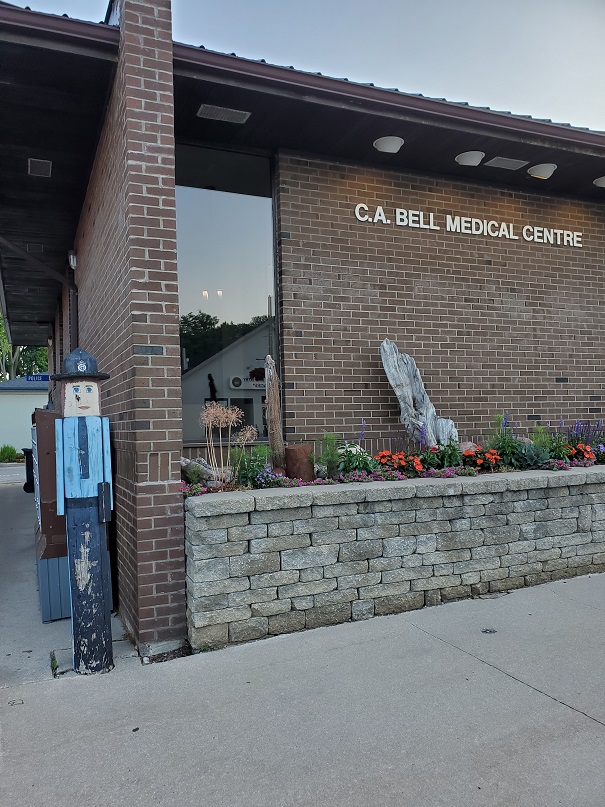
left=1, top=0, right=605, bottom=652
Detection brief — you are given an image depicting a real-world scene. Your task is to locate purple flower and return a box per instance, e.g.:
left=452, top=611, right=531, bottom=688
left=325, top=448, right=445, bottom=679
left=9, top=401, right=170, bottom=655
left=502, top=411, right=509, bottom=429
left=419, top=422, right=427, bottom=449
left=599, top=444, right=605, bottom=453
left=359, top=419, right=367, bottom=443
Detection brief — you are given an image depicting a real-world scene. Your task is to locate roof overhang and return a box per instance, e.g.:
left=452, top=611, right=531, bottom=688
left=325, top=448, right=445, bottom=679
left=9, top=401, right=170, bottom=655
left=173, top=43, right=605, bottom=202
left=0, top=5, right=118, bottom=345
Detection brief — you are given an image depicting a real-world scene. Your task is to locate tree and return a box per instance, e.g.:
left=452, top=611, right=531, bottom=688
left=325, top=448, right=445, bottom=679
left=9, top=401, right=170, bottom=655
left=0, top=319, right=48, bottom=380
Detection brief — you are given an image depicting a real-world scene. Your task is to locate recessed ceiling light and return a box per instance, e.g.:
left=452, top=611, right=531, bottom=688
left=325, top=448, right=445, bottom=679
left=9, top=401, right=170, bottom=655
left=28, top=158, right=52, bottom=177
left=527, top=163, right=557, bottom=179
left=484, top=157, right=529, bottom=170
left=593, top=176, right=605, bottom=187
left=197, top=103, right=251, bottom=124
left=455, top=151, right=485, bottom=166
left=373, top=136, right=404, bottom=153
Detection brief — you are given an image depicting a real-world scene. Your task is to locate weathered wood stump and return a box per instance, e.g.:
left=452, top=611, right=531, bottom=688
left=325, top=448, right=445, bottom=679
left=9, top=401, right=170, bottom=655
left=380, top=339, right=458, bottom=447
left=285, top=443, right=314, bottom=482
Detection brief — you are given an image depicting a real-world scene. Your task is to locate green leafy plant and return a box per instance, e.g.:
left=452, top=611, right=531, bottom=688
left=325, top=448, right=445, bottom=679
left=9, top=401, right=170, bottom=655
left=0, top=444, right=19, bottom=463
left=530, top=425, right=550, bottom=449
left=318, top=432, right=342, bottom=479
left=515, top=443, right=551, bottom=470
left=489, top=413, right=524, bottom=467
left=419, top=440, right=462, bottom=470
left=547, top=431, right=568, bottom=461
left=529, top=425, right=568, bottom=461
left=230, top=443, right=269, bottom=487
left=337, top=442, right=379, bottom=474
left=186, top=464, right=203, bottom=485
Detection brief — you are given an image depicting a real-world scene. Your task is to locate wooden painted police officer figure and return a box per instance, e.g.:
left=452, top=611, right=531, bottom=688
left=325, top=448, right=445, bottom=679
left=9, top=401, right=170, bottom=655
left=52, top=348, right=114, bottom=674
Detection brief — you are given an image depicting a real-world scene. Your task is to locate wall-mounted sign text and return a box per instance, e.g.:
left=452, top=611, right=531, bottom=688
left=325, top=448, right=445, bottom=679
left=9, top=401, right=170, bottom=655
left=353, top=204, right=583, bottom=247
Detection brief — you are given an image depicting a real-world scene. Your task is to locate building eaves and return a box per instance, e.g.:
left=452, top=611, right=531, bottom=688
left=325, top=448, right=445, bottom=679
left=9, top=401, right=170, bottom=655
left=0, top=2, right=119, bottom=54
left=173, top=42, right=605, bottom=150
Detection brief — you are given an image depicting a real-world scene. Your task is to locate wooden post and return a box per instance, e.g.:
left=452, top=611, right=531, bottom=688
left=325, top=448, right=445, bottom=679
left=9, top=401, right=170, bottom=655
left=53, top=348, right=114, bottom=674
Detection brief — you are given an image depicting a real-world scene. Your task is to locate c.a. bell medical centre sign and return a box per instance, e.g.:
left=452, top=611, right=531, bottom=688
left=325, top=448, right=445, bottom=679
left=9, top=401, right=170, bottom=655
left=353, top=203, right=583, bottom=248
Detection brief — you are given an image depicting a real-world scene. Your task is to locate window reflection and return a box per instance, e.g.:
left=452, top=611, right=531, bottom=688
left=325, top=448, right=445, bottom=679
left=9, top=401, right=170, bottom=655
left=177, top=178, right=275, bottom=444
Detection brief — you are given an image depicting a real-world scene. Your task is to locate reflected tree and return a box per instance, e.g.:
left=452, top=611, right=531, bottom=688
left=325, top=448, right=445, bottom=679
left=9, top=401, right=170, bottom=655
left=180, top=311, right=269, bottom=371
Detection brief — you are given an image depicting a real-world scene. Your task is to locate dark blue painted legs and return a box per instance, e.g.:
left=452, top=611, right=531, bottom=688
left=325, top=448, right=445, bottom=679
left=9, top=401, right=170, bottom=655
left=66, top=501, right=113, bottom=674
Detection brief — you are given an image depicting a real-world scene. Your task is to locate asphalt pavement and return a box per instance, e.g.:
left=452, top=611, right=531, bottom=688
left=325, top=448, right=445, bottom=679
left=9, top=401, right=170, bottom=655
left=1, top=486, right=604, bottom=806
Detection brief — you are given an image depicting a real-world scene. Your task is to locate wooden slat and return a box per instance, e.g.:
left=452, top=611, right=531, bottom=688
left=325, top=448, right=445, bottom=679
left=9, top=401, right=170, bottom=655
left=102, top=417, right=113, bottom=509
left=54, top=419, right=64, bottom=516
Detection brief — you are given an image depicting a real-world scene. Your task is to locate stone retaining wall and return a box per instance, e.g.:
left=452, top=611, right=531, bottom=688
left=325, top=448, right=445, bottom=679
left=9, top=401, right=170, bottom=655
left=185, top=467, right=605, bottom=649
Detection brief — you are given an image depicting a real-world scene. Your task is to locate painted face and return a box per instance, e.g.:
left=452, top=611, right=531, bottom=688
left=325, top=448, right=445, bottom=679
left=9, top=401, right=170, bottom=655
left=62, top=380, right=100, bottom=417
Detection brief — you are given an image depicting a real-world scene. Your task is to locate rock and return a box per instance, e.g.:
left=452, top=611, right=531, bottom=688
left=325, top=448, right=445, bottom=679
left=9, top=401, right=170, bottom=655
left=181, top=455, right=213, bottom=481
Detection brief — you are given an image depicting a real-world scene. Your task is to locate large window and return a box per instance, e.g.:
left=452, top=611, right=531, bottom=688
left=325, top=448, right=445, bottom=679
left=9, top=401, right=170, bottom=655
left=176, top=146, right=275, bottom=444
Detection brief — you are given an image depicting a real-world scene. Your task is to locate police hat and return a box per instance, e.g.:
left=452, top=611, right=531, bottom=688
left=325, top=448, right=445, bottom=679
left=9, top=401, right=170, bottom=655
left=50, top=348, right=110, bottom=381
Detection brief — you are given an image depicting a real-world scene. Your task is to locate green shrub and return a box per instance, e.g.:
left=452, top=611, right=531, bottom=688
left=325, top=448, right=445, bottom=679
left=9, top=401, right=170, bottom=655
left=337, top=442, right=379, bottom=475
left=515, top=443, right=551, bottom=470
left=230, top=444, right=270, bottom=487
left=318, top=432, right=342, bottom=479
left=530, top=425, right=550, bottom=449
left=489, top=414, right=524, bottom=467
left=419, top=439, right=462, bottom=470
left=0, top=445, right=19, bottom=463
left=186, top=464, right=203, bottom=485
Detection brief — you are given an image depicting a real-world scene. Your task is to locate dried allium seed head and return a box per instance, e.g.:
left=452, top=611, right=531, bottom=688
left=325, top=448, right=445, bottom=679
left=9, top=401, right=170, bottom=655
left=200, top=401, right=230, bottom=429
left=235, top=425, right=258, bottom=446
left=226, top=406, right=244, bottom=428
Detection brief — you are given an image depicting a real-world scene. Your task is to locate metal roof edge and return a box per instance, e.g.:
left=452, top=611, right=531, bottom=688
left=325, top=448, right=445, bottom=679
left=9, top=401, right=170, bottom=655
left=172, top=42, right=605, bottom=152
left=0, top=4, right=119, bottom=53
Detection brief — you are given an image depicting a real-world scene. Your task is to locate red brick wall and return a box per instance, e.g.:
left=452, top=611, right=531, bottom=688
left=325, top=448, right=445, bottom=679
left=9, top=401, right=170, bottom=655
left=275, top=153, right=605, bottom=446
left=74, top=0, right=184, bottom=649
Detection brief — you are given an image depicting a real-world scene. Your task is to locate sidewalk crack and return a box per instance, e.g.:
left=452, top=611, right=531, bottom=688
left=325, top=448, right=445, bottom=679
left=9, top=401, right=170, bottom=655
left=406, top=620, right=605, bottom=728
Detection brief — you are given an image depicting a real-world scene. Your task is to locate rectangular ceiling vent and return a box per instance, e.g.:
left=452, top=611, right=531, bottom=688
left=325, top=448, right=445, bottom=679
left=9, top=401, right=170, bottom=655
left=484, top=157, right=530, bottom=171
left=28, top=158, right=53, bottom=177
left=26, top=243, right=44, bottom=253
left=196, top=103, right=251, bottom=124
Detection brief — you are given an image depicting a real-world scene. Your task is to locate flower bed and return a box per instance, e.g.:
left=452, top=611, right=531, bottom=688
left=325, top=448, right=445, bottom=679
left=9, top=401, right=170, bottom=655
left=182, top=416, right=605, bottom=497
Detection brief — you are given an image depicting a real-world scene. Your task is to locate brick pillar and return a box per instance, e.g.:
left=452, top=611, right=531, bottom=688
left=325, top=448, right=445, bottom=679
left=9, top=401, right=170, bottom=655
left=74, top=0, right=185, bottom=652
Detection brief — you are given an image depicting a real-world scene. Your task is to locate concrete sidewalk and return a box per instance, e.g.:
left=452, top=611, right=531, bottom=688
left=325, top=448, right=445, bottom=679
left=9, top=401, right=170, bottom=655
left=2, top=570, right=604, bottom=806
left=0, top=484, right=137, bottom=687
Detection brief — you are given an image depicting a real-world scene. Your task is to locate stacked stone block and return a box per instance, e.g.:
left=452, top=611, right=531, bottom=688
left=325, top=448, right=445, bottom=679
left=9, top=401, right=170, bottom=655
left=186, top=467, right=605, bottom=649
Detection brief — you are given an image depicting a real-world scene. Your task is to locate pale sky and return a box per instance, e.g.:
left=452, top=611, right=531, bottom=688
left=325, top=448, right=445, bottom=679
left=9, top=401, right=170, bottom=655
left=8, top=0, right=605, bottom=131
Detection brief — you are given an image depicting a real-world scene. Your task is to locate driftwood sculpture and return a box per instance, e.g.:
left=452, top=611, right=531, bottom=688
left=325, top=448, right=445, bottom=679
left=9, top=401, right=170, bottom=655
left=380, top=339, right=458, bottom=447
left=265, top=354, right=286, bottom=469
